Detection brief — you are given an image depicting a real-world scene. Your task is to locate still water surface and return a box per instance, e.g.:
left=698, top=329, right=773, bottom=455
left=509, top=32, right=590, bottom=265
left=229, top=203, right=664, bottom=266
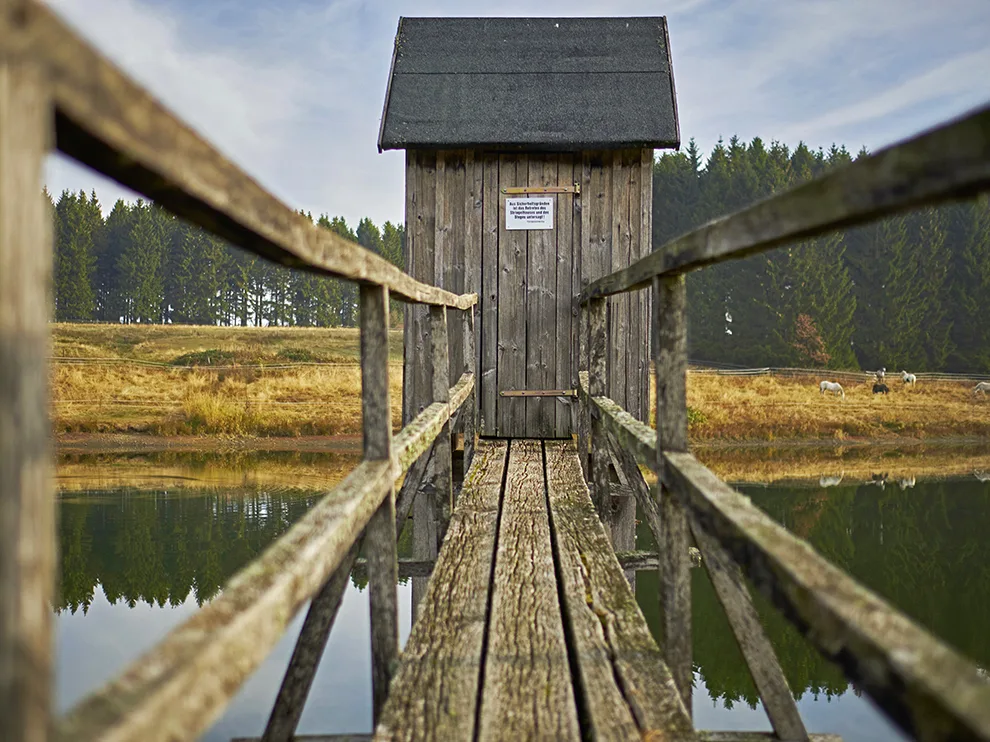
left=55, top=449, right=990, bottom=740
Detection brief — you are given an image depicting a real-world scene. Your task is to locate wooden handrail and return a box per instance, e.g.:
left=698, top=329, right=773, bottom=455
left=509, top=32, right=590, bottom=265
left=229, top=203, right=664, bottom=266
left=3, top=1, right=475, bottom=309
left=56, top=371, right=475, bottom=742
left=579, top=103, right=990, bottom=303
left=579, top=382, right=990, bottom=740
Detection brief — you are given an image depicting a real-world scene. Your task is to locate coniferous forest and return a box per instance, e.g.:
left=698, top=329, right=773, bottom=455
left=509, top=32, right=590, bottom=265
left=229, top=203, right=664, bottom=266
left=50, top=136, right=990, bottom=372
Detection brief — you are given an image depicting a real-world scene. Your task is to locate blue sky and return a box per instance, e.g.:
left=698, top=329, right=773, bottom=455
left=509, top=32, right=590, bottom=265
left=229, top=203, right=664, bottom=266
left=45, top=0, right=990, bottom=228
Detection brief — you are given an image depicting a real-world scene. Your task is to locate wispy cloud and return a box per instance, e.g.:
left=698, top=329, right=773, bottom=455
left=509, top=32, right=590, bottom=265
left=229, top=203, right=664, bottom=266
left=43, top=0, right=990, bottom=225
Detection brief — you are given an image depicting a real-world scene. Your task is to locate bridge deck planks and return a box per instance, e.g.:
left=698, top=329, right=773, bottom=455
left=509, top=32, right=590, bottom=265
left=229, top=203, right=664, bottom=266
left=545, top=440, right=695, bottom=739
left=373, top=440, right=507, bottom=742
left=477, top=439, right=580, bottom=741
left=375, top=438, right=695, bottom=741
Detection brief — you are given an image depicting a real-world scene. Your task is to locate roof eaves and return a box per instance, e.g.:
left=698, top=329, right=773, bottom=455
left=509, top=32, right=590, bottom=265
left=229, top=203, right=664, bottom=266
left=661, top=17, right=681, bottom=150
left=377, top=17, right=404, bottom=153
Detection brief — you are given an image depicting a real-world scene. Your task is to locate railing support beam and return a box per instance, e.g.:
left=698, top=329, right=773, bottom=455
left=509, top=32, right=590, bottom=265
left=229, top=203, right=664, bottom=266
left=587, top=298, right=610, bottom=521
left=577, top=301, right=591, bottom=482
left=429, top=305, right=453, bottom=546
left=361, top=285, right=399, bottom=724
left=0, top=54, right=54, bottom=742
left=654, top=274, right=692, bottom=715
left=462, top=305, right=477, bottom=477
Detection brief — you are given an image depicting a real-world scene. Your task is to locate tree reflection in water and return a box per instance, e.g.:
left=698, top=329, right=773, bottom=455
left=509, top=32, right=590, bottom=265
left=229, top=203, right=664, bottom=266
left=636, top=476, right=990, bottom=708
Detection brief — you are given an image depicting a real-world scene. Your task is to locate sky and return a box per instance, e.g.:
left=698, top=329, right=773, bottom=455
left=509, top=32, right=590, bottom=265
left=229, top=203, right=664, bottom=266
left=45, top=0, right=990, bottom=228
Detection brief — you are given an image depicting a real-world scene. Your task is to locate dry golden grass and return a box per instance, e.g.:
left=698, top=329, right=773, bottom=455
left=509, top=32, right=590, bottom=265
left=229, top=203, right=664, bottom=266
left=53, top=362, right=402, bottom=437
left=52, top=323, right=990, bottom=441
left=52, top=322, right=405, bottom=436
left=683, top=372, right=990, bottom=442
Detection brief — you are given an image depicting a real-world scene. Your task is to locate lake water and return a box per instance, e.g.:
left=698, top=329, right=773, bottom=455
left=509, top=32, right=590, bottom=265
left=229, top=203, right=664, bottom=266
left=54, top=448, right=990, bottom=740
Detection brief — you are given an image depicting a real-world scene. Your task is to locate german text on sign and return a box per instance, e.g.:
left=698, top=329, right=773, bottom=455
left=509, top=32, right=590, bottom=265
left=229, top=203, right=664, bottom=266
left=506, top=197, right=554, bottom=230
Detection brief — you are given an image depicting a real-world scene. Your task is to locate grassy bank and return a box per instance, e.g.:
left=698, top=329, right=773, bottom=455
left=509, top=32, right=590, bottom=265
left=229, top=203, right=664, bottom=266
left=686, top=373, right=990, bottom=442
left=51, top=323, right=989, bottom=442
left=53, top=323, right=401, bottom=437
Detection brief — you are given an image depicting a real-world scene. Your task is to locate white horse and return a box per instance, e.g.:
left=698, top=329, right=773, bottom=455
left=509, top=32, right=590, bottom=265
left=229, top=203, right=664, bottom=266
left=897, top=476, right=916, bottom=490
left=973, top=381, right=990, bottom=396
left=819, top=380, right=845, bottom=398
left=901, top=370, right=917, bottom=385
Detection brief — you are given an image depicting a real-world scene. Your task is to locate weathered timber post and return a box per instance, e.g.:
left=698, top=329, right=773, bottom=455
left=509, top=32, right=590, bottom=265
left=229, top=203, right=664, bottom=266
left=430, top=305, right=453, bottom=545
left=261, top=542, right=359, bottom=742
left=462, top=305, right=477, bottom=476
left=654, top=274, right=692, bottom=714
left=577, top=300, right=591, bottom=481
left=361, top=285, right=400, bottom=723
left=587, top=298, right=610, bottom=521
left=0, top=54, right=54, bottom=742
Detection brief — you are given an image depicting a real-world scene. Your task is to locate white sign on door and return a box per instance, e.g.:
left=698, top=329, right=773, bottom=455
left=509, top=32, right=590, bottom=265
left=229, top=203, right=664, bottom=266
left=505, top=197, right=554, bottom=230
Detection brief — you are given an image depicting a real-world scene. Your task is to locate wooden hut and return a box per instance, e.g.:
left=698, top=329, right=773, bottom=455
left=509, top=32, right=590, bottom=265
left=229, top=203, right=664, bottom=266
left=379, top=17, right=680, bottom=439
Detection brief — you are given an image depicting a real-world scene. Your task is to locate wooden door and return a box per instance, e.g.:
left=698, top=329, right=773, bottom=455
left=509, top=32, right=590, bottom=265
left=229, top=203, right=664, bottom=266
left=476, top=154, right=578, bottom=438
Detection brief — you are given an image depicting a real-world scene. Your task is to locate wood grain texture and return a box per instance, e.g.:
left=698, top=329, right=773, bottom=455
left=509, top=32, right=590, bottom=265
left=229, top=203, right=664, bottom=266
left=580, top=105, right=990, bottom=302
left=429, top=306, right=452, bottom=547
left=479, top=153, right=499, bottom=435
left=361, top=284, right=399, bottom=723
left=689, top=520, right=807, bottom=741
left=57, top=460, right=393, bottom=742
left=655, top=274, right=692, bottom=714
left=10, top=5, right=475, bottom=308
left=403, top=152, right=437, bottom=427
left=366, top=492, right=399, bottom=724
left=664, top=451, right=990, bottom=742
left=461, top=307, right=476, bottom=475
left=260, top=544, right=360, bottom=742
left=525, top=156, right=557, bottom=435
left=577, top=310, right=590, bottom=482
left=393, top=373, right=473, bottom=475
left=0, top=54, right=54, bottom=742
left=588, top=299, right=610, bottom=519
left=374, top=440, right=508, bottom=742
left=556, top=154, right=576, bottom=437
left=478, top=440, right=580, bottom=742
left=638, top=148, right=654, bottom=421
left=545, top=440, right=695, bottom=741
left=497, top=155, right=527, bottom=436
left=609, top=151, right=630, bottom=412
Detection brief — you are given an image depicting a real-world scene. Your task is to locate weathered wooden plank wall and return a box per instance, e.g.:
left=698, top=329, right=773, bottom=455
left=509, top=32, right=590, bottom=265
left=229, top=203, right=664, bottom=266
left=404, top=147, right=652, bottom=438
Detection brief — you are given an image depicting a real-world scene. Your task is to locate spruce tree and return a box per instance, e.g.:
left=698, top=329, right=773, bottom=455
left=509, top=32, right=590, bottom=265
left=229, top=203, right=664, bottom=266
left=53, top=190, right=98, bottom=321
left=949, top=197, right=990, bottom=371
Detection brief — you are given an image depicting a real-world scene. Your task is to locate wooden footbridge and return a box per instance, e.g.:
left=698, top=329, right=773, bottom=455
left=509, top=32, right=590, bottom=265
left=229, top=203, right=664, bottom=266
left=3, top=6, right=990, bottom=742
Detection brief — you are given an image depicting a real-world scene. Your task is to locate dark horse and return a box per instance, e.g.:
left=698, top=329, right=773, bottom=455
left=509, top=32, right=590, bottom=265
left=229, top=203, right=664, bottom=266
left=873, top=383, right=890, bottom=394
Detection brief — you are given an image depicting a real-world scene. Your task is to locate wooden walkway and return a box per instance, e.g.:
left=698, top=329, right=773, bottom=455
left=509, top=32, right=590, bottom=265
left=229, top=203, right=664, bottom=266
left=375, top=438, right=693, bottom=741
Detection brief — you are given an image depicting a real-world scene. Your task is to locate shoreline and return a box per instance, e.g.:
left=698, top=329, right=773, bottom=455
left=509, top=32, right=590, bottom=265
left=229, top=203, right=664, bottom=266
left=56, top=431, right=990, bottom=455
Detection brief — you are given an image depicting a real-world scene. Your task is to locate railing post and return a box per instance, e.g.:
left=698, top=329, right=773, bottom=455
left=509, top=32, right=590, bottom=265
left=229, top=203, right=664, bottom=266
left=0, top=56, right=54, bottom=742
left=654, top=274, right=692, bottom=714
left=577, top=299, right=590, bottom=481
left=587, top=298, right=611, bottom=521
left=462, top=304, right=476, bottom=476
left=429, top=305, right=453, bottom=545
left=361, top=284, right=399, bottom=724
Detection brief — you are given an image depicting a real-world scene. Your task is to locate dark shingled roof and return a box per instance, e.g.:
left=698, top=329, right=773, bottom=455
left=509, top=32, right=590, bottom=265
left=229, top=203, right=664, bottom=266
left=378, top=17, right=680, bottom=152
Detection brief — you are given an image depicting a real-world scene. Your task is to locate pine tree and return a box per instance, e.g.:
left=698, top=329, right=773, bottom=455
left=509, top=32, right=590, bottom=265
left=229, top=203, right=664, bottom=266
left=117, top=200, right=167, bottom=323
left=53, top=190, right=98, bottom=321
left=949, top=197, right=990, bottom=371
